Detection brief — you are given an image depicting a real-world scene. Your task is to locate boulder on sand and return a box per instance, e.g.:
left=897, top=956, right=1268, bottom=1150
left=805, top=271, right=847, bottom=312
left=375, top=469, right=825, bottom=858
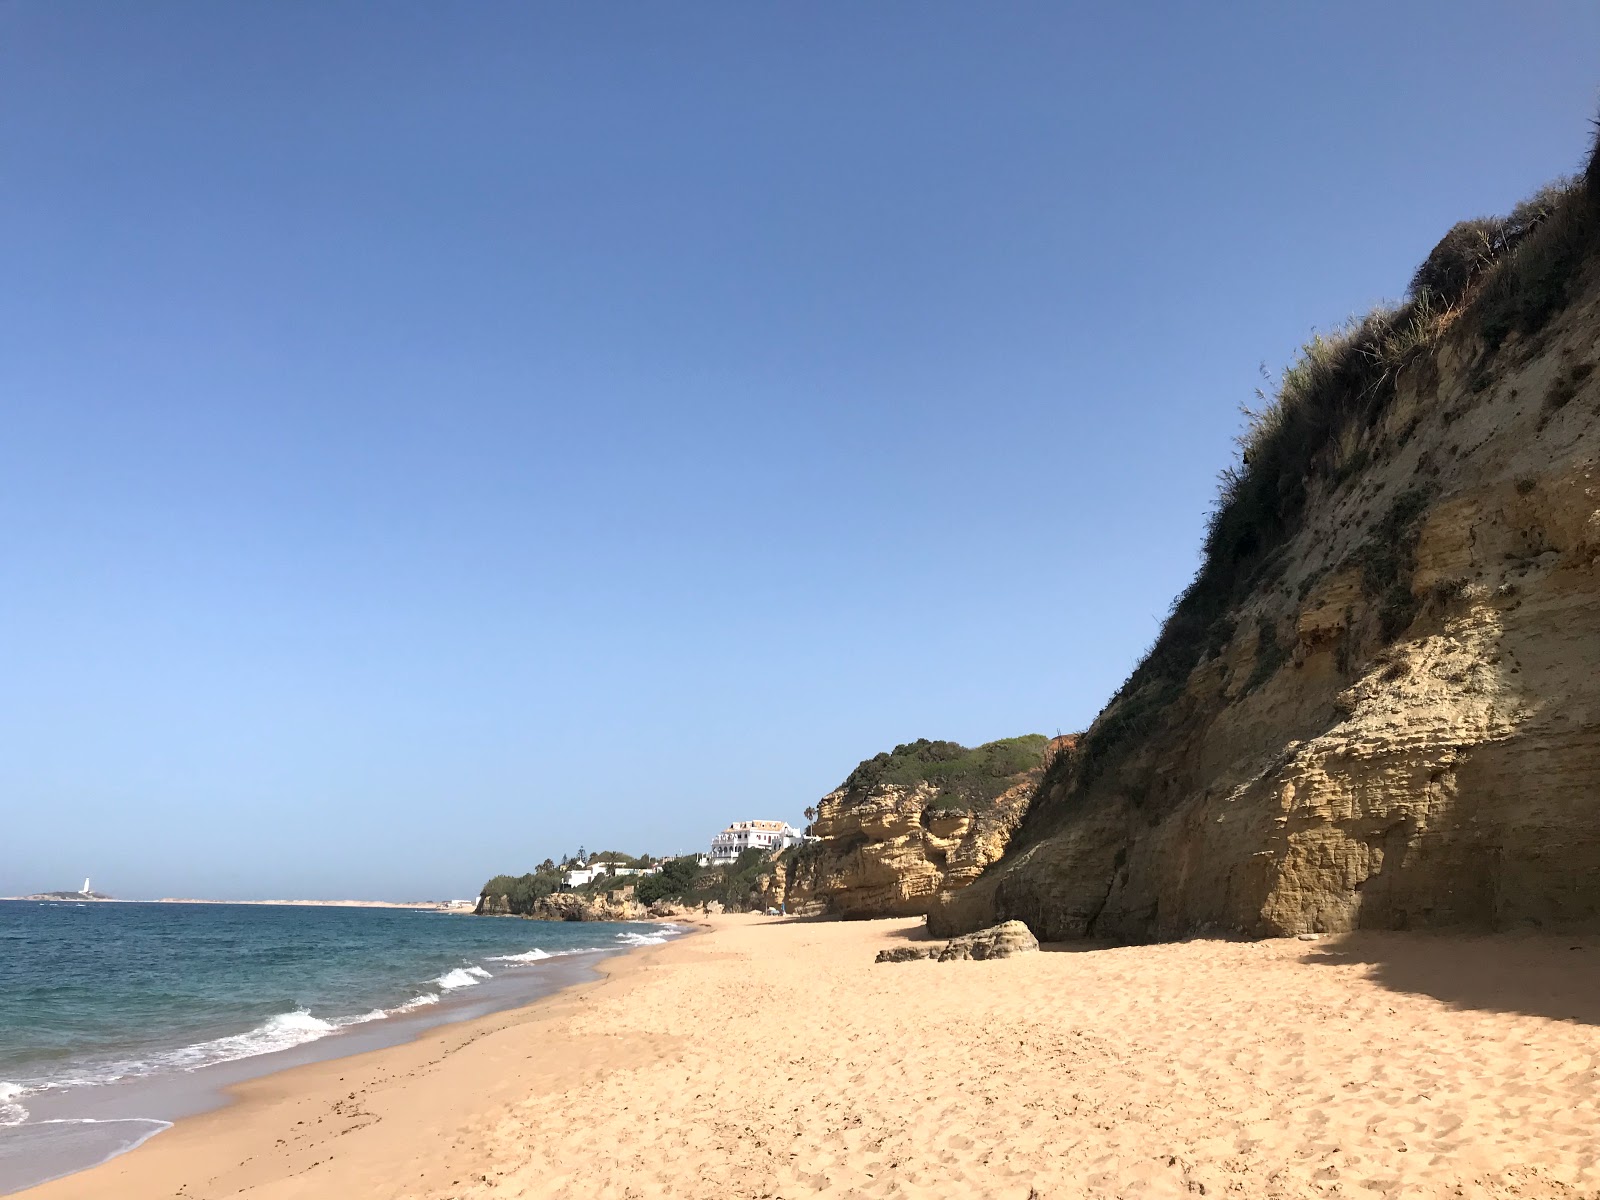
left=874, top=920, right=1039, bottom=963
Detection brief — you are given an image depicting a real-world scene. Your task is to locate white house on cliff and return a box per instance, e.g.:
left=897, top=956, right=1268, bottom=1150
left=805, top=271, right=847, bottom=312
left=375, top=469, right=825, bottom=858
left=708, top=820, right=805, bottom=864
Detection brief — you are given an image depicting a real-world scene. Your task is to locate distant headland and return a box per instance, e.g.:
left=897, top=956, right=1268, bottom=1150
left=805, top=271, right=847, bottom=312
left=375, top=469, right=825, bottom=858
left=3, top=884, right=474, bottom=911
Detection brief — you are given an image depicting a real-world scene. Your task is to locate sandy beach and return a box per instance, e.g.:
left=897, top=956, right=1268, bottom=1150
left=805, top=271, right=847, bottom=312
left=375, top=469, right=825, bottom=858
left=21, top=915, right=1600, bottom=1200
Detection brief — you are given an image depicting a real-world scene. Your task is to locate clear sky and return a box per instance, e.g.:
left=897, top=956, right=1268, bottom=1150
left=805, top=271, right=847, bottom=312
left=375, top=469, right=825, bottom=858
left=2, top=3, right=1596, bottom=900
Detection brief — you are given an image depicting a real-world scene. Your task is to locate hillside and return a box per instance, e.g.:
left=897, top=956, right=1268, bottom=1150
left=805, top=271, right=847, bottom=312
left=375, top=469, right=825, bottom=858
left=933, top=132, right=1600, bottom=940
left=760, top=735, right=1066, bottom=917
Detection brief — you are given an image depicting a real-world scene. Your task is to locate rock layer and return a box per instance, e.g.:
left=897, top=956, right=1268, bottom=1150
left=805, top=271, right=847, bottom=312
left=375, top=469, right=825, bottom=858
left=475, top=891, right=649, bottom=922
left=762, top=739, right=1054, bottom=918
left=873, top=921, right=1039, bottom=962
left=934, top=208, right=1600, bottom=941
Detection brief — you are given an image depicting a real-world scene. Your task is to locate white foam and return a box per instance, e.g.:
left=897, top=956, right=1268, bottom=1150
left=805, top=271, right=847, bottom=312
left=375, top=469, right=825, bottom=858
left=614, top=924, right=687, bottom=948
left=486, top=948, right=553, bottom=963
left=434, top=966, right=491, bottom=990
left=23, top=1011, right=346, bottom=1089
left=340, top=1009, right=390, bottom=1026
left=0, top=1081, right=29, bottom=1126
left=614, top=931, right=668, bottom=946
left=394, top=993, right=440, bottom=1012
left=160, top=1010, right=339, bottom=1070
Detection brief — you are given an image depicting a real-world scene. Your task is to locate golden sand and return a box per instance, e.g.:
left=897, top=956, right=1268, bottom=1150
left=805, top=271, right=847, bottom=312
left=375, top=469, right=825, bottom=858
left=24, top=914, right=1600, bottom=1199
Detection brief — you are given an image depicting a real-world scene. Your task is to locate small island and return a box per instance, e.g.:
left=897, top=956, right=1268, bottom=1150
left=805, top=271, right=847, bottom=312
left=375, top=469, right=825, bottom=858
left=13, top=878, right=113, bottom=901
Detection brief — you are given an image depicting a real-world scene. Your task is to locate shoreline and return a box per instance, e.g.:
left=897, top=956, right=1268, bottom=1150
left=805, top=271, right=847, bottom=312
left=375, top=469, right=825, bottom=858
left=13, top=918, right=705, bottom=1199
left=3, top=898, right=476, bottom=911
left=16, top=916, right=1600, bottom=1199
left=1, top=918, right=698, bottom=1196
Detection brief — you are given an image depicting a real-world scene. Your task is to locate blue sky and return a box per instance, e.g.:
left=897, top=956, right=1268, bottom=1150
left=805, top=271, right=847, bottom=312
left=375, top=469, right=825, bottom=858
left=3, top=3, right=1596, bottom=899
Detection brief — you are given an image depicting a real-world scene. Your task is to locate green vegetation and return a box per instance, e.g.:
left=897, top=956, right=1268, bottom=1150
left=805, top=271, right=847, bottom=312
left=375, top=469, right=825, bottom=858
left=482, top=844, right=785, bottom=915
left=481, top=851, right=659, bottom=911
left=840, top=735, right=1048, bottom=812
left=633, top=851, right=775, bottom=910
left=480, top=864, right=565, bottom=914
left=587, top=851, right=655, bottom=869
left=633, top=857, right=700, bottom=906
left=1475, top=181, right=1599, bottom=351
left=1059, top=119, right=1600, bottom=794
left=697, top=849, right=773, bottom=909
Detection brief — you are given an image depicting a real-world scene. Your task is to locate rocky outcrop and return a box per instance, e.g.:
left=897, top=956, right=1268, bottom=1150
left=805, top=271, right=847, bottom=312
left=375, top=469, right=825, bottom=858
left=932, top=172, right=1600, bottom=942
left=937, top=920, right=1039, bottom=960
left=874, top=921, right=1039, bottom=962
left=476, top=890, right=648, bottom=921
left=760, top=737, right=1051, bottom=918
left=874, top=946, right=939, bottom=963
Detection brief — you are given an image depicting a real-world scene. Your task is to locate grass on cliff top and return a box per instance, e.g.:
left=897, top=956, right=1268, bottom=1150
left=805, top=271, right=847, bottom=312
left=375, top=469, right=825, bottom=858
left=841, top=735, right=1048, bottom=811
left=1063, top=119, right=1600, bottom=794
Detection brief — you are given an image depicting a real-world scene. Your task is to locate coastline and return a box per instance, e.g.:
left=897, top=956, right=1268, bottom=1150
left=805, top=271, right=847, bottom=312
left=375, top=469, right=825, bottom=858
left=3, top=898, right=475, bottom=911
left=1, top=915, right=696, bottom=1196
left=16, top=914, right=1600, bottom=1199
left=14, top=918, right=705, bottom=1200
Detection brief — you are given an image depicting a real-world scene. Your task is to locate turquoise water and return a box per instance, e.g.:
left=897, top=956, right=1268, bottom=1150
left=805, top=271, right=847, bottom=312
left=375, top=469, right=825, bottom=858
left=0, top=900, right=673, bottom=1128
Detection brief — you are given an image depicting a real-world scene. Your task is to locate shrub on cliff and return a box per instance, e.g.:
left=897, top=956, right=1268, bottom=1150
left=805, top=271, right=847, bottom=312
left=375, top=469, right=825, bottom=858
left=841, top=735, right=1048, bottom=810
left=1410, top=218, right=1505, bottom=306
left=1474, top=179, right=1597, bottom=350
left=479, top=867, right=564, bottom=914
left=1059, top=116, right=1600, bottom=797
left=692, top=848, right=772, bottom=910
left=634, top=856, right=700, bottom=905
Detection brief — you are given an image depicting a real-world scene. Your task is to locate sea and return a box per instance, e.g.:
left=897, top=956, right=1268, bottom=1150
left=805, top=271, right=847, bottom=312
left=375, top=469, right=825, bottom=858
left=0, top=899, right=681, bottom=1194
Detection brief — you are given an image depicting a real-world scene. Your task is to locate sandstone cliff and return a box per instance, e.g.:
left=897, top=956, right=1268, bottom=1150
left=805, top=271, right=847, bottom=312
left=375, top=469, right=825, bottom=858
left=932, top=156, right=1600, bottom=941
left=475, top=890, right=649, bottom=921
left=761, top=736, right=1059, bottom=917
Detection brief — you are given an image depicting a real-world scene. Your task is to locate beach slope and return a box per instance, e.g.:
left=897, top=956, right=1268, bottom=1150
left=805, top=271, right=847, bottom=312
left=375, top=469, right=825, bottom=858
left=23, top=914, right=1600, bottom=1199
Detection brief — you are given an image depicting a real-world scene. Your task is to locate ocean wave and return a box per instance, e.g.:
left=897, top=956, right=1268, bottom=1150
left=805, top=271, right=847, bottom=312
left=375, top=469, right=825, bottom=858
left=614, top=931, right=668, bottom=946
left=434, top=966, right=492, bottom=990
left=485, top=947, right=554, bottom=963
left=161, top=1010, right=340, bottom=1071
left=614, top=923, right=688, bottom=947
left=0, top=1012, right=340, bottom=1097
left=0, top=1081, right=29, bottom=1126
left=393, top=992, right=440, bottom=1012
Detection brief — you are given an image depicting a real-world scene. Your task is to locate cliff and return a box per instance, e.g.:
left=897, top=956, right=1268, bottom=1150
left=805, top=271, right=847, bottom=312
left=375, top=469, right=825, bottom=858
left=761, top=735, right=1059, bottom=917
left=933, top=152, right=1600, bottom=941
left=475, top=890, right=650, bottom=921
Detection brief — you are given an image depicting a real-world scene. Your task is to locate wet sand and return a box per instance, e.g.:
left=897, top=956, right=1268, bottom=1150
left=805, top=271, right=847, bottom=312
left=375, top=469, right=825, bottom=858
left=18, top=915, right=1600, bottom=1199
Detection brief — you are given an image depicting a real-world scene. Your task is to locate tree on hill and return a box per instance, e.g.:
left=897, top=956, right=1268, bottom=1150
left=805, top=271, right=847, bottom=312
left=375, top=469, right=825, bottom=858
left=634, top=856, right=700, bottom=906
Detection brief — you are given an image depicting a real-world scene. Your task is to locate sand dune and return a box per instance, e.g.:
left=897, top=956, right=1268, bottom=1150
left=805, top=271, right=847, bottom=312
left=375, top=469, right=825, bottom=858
left=26, top=916, right=1600, bottom=1199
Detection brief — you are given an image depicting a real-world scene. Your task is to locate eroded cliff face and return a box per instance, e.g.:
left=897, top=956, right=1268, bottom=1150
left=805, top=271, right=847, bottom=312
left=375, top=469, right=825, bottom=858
left=475, top=890, right=649, bottom=921
left=762, top=737, right=1066, bottom=918
left=933, top=208, right=1600, bottom=941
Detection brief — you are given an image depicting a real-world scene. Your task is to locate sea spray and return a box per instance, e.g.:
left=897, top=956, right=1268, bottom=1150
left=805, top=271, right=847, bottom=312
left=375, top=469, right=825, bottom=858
left=0, top=1082, right=28, bottom=1127
left=434, top=966, right=492, bottom=990
left=486, top=947, right=554, bottom=963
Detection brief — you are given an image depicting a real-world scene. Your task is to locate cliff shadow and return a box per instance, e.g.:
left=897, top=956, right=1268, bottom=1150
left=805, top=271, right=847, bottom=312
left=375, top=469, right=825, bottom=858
left=874, top=920, right=943, bottom=943
left=1304, top=930, right=1600, bottom=1025
left=1036, top=940, right=1121, bottom=954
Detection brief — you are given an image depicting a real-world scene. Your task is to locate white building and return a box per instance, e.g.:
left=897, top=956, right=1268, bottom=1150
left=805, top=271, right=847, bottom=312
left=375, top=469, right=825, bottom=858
left=708, top=820, right=805, bottom=864
left=563, top=861, right=661, bottom=888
